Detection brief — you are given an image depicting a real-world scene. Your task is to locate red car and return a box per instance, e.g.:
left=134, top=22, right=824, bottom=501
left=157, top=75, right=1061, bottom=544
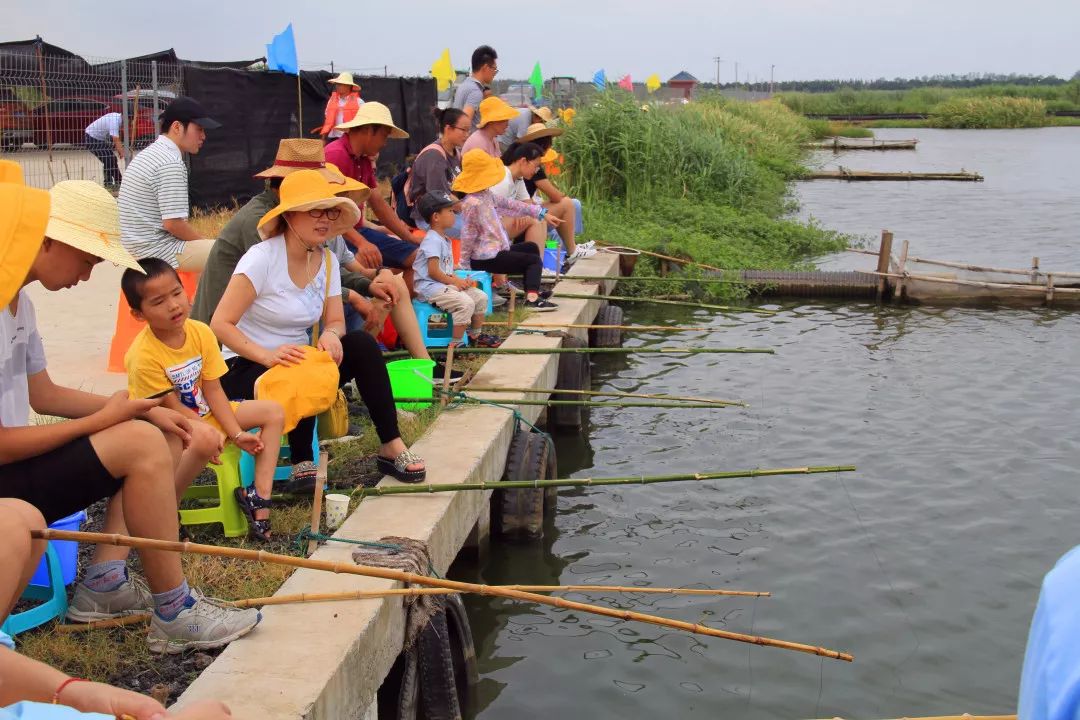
left=13, top=95, right=163, bottom=149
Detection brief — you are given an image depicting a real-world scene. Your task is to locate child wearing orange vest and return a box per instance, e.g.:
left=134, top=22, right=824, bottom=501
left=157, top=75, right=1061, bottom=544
left=320, top=73, right=364, bottom=141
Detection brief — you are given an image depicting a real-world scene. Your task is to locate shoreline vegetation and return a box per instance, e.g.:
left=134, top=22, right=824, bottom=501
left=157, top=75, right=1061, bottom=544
left=559, top=93, right=849, bottom=300
left=778, top=82, right=1080, bottom=128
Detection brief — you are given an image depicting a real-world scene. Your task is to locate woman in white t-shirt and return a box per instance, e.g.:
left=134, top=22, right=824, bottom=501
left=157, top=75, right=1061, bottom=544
left=212, top=172, right=425, bottom=537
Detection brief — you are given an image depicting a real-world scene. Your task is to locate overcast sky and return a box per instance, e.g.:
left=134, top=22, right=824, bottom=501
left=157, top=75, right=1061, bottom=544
left=6, top=0, right=1078, bottom=83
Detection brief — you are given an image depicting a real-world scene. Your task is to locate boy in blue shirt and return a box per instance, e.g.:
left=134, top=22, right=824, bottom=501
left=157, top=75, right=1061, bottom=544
left=413, top=192, right=500, bottom=347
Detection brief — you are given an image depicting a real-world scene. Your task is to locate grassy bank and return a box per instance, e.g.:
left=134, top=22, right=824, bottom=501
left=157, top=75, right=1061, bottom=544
left=558, top=94, right=847, bottom=298
left=778, top=82, right=1080, bottom=116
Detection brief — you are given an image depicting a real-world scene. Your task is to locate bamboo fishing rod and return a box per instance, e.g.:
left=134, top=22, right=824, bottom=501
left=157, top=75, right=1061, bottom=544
left=480, top=322, right=722, bottom=332
left=550, top=292, right=776, bottom=314
left=350, top=465, right=856, bottom=498
left=596, top=242, right=728, bottom=273
left=34, top=529, right=852, bottom=661
left=568, top=274, right=752, bottom=285
left=384, top=346, right=775, bottom=359
left=395, top=397, right=732, bottom=409
left=460, top=385, right=746, bottom=406
left=57, top=586, right=772, bottom=629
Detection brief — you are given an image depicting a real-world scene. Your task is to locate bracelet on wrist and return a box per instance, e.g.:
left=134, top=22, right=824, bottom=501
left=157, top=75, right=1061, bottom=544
left=54, top=677, right=87, bottom=704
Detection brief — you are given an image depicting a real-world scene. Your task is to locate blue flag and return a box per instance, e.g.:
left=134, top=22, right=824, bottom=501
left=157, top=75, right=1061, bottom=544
left=592, top=69, right=606, bottom=92
left=266, top=23, right=298, bottom=75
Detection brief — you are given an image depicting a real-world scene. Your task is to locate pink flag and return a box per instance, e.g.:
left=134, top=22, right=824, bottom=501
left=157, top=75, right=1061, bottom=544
left=618, top=74, right=633, bottom=91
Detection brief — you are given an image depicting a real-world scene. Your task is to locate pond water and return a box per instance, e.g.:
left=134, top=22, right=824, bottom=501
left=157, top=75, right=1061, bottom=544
left=458, top=127, right=1080, bottom=719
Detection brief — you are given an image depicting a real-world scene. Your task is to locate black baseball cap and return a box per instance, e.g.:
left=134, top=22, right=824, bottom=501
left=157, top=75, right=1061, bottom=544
left=160, top=96, right=221, bottom=130
left=417, top=191, right=460, bottom=222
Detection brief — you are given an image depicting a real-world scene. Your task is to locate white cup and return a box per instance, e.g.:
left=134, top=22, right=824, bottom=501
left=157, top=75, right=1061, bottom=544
left=324, top=494, right=351, bottom=530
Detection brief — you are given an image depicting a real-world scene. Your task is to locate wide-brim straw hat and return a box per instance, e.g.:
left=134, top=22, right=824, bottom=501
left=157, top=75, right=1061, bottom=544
left=0, top=169, right=50, bottom=308
left=254, top=139, right=348, bottom=182
left=257, top=169, right=362, bottom=239
left=517, top=122, right=564, bottom=144
left=477, top=96, right=519, bottom=128
left=452, top=149, right=507, bottom=194
left=527, top=105, right=554, bottom=123
left=324, top=163, right=372, bottom=206
left=328, top=72, right=360, bottom=89
left=46, top=180, right=142, bottom=272
left=335, top=101, right=409, bottom=138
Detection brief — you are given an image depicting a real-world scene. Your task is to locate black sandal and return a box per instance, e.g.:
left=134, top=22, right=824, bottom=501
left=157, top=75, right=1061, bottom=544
left=376, top=449, right=426, bottom=484
left=233, top=486, right=272, bottom=542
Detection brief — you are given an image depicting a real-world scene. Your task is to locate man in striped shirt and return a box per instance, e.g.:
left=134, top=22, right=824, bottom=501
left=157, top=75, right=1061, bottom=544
left=118, top=97, right=220, bottom=270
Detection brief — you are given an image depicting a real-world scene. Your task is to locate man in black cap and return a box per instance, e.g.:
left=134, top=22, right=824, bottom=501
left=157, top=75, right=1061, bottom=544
left=119, top=96, right=222, bottom=271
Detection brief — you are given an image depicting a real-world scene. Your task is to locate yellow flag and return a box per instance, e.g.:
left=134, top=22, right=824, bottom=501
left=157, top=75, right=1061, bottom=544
left=430, top=49, right=455, bottom=92
left=646, top=73, right=661, bottom=94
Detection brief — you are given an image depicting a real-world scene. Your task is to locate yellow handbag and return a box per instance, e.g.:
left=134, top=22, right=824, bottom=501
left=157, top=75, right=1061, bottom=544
left=313, top=249, right=349, bottom=441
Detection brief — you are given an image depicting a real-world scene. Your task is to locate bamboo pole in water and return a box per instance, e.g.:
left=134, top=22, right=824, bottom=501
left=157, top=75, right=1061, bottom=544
left=550, top=291, right=776, bottom=314
left=33, top=530, right=852, bottom=661
left=384, top=346, right=775, bottom=359
left=479, top=322, right=721, bottom=333
left=460, top=385, right=746, bottom=406
left=868, top=271, right=1080, bottom=296
left=350, top=465, right=856, bottom=498
left=395, top=397, right=732, bottom=409
left=566, top=274, right=753, bottom=286
left=594, top=242, right=728, bottom=273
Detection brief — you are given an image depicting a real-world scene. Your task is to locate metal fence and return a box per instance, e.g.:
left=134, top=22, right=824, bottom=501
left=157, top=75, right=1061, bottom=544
left=0, top=49, right=182, bottom=189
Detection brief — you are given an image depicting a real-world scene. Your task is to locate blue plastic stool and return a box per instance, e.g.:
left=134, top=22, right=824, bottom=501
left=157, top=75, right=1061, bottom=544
left=411, top=299, right=471, bottom=349
left=454, top=270, right=494, bottom=313
left=239, top=423, right=321, bottom=488
left=2, top=544, right=68, bottom=636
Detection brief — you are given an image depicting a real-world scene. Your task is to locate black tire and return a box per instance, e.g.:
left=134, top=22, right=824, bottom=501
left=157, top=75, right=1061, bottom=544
left=549, top=336, right=591, bottom=431
left=378, top=649, right=419, bottom=720
left=418, top=608, right=462, bottom=720
left=493, top=428, right=544, bottom=540
left=443, top=594, right=479, bottom=716
left=589, top=304, right=624, bottom=348
left=526, top=432, right=559, bottom=511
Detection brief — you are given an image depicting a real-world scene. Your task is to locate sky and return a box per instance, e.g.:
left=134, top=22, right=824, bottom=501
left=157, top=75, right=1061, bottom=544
left=5, top=0, right=1079, bottom=84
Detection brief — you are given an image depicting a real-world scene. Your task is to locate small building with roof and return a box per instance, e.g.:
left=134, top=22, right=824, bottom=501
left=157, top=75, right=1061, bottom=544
left=668, top=71, right=699, bottom=100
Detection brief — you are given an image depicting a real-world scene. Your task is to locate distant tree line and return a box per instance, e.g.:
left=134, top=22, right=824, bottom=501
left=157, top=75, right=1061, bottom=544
left=702, top=73, right=1078, bottom=93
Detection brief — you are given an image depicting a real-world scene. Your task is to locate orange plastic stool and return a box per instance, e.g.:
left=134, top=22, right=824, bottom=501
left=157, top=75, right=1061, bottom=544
left=450, top=237, right=461, bottom=267
left=108, top=270, right=199, bottom=373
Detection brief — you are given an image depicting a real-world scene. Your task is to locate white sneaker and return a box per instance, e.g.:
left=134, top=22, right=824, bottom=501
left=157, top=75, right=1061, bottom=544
left=568, top=245, right=597, bottom=260
left=66, top=576, right=153, bottom=622
left=147, top=589, right=261, bottom=654
left=578, top=240, right=596, bottom=250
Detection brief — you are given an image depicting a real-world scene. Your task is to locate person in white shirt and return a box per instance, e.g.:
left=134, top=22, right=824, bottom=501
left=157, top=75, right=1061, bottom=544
left=83, top=112, right=124, bottom=187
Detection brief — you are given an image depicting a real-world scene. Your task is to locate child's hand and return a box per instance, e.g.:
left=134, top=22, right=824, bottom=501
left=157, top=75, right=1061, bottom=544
left=451, top=277, right=471, bottom=291
left=234, top=431, right=264, bottom=455
left=545, top=214, right=564, bottom=229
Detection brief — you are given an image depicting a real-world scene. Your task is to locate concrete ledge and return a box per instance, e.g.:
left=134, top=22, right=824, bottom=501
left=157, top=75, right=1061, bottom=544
left=176, top=253, right=618, bottom=719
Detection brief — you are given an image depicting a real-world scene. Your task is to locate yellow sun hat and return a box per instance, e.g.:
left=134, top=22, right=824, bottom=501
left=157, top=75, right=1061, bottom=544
left=257, top=169, right=362, bottom=239
left=452, top=149, right=509, bottom=194
left=324, top=163, right=371, bottom=206
left=46, top=180, right=142, bottom=271
left=0, top=171, right=50, bottom=308
left=335, top=101, right=409, bottom=138
left=255, top=349, right=341, bottom=434
left=477, top=96, right=519, bottom=128
left=0, top=159, right=24, bottom=184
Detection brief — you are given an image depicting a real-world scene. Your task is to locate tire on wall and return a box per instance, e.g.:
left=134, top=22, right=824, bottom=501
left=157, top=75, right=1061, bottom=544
left=493, top=428, right=545, bottom=540
left=589, top=304, right=624, bottom=348
left=549, top=336, right=591, bottom=431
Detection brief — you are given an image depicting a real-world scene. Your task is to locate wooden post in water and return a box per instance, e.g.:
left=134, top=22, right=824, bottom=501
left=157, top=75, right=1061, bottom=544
left=895, top=239, right=910, bottom=301
left=1031, top=256, right=1040, bottom=284
left=876, top=230, right=894, bottom=301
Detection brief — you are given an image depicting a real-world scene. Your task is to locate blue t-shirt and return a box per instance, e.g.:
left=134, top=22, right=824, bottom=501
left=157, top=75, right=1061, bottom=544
left=1018, top=545, right=1080, bottom=720
left=413, top=230, right=454, bottom=301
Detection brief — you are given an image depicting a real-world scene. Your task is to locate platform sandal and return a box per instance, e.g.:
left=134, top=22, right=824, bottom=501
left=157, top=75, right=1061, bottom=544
left=283, top=460, right=318, bottom=495
left=233, top=486, right=272, bottom=542
left=376, top=448, right=427, bottom=484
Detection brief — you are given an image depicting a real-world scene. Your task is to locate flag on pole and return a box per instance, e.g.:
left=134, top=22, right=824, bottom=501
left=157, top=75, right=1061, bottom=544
left=431, top=49, right=455, bottom=92
left=266, top=23, right=298, bottom=75
left=646, top=73, right=661, bottom=93
left=528, top=62, right=544, bottom=101
left=618, top=75, right=633, bottom=92
left=592, top=69, right=606, bottom=92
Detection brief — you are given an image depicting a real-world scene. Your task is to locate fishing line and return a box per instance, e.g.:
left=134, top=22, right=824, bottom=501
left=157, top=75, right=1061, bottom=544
left=837, top=470, right=921, bottom=687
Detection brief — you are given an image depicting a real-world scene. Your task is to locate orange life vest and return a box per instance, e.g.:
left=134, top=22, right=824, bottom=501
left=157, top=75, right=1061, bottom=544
left=321, top=92, right=361, bottom=136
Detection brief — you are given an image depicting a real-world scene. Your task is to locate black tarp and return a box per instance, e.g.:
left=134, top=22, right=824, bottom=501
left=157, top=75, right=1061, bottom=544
left=183, top=66, right=437, bottom=209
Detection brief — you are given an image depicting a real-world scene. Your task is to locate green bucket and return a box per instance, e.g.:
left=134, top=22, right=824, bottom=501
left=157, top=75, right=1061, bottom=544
left=387, top=359, right=436, bottom=410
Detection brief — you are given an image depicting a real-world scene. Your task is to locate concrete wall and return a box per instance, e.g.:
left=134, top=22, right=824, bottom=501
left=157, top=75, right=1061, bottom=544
left=175, top=255, right=619, bottom=719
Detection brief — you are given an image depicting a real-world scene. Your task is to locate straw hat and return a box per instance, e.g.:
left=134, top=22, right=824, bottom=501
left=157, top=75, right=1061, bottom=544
left=517, top=122, right=564, bottom=144
left=0, top=159, right=24, bottom=184
left=46, top=181, right=142, bottom=271
left=335, top=101, right=409, bottom=138
left=477, top=96, right=519, bottom=128
left=254, top=139, right=348, bottom=182
left=527, top=105, right=554, bottom=123
left=0, top=176, right=50, bottom=308
left=451, top=149, right=507, bottom=194
left=257, top=169, right=362, bottom=239
left=328, top=72, right=360, bottom=89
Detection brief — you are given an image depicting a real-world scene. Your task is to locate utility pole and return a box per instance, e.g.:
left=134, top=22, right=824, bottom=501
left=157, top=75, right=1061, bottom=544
left=734, top=61, right=738, bottom=86
left=770, top=64, right=775, bottom=96
left=712, top=56, right=723, bottom=87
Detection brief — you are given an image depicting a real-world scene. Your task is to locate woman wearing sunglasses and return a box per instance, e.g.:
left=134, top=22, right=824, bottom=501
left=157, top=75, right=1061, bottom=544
left=211, top=170, right=426, bottom=538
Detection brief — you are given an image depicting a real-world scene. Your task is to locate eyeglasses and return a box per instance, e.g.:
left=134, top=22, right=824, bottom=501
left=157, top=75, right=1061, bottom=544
left=451, top=125, right=471, bottom=132
left=488, top=64, right=499, bottom=75
left=307, top=208, right=342, bottom=220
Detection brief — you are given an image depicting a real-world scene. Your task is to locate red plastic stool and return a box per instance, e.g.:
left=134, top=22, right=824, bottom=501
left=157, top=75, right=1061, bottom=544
left=108, top=270, right=199, bottom=372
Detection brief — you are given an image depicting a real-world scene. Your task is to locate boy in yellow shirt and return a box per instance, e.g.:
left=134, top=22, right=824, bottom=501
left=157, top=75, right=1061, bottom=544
left=122, top=258, right=285, bottom=542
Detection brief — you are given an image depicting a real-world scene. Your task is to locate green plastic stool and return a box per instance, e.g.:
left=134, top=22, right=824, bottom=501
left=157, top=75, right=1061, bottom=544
left=179, top=444, right=247, bottom=538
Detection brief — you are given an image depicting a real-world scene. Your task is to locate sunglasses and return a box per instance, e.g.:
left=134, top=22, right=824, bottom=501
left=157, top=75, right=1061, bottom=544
left=307, top=208, right=342, bottom=220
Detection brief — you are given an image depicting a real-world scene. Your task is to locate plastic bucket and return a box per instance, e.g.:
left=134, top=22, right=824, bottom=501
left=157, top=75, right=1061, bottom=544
left=387, top=359, right=436, bottom=410
left=543, top=245, right=565, bottom=273
left=31, top=510, right=86, bottom=587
